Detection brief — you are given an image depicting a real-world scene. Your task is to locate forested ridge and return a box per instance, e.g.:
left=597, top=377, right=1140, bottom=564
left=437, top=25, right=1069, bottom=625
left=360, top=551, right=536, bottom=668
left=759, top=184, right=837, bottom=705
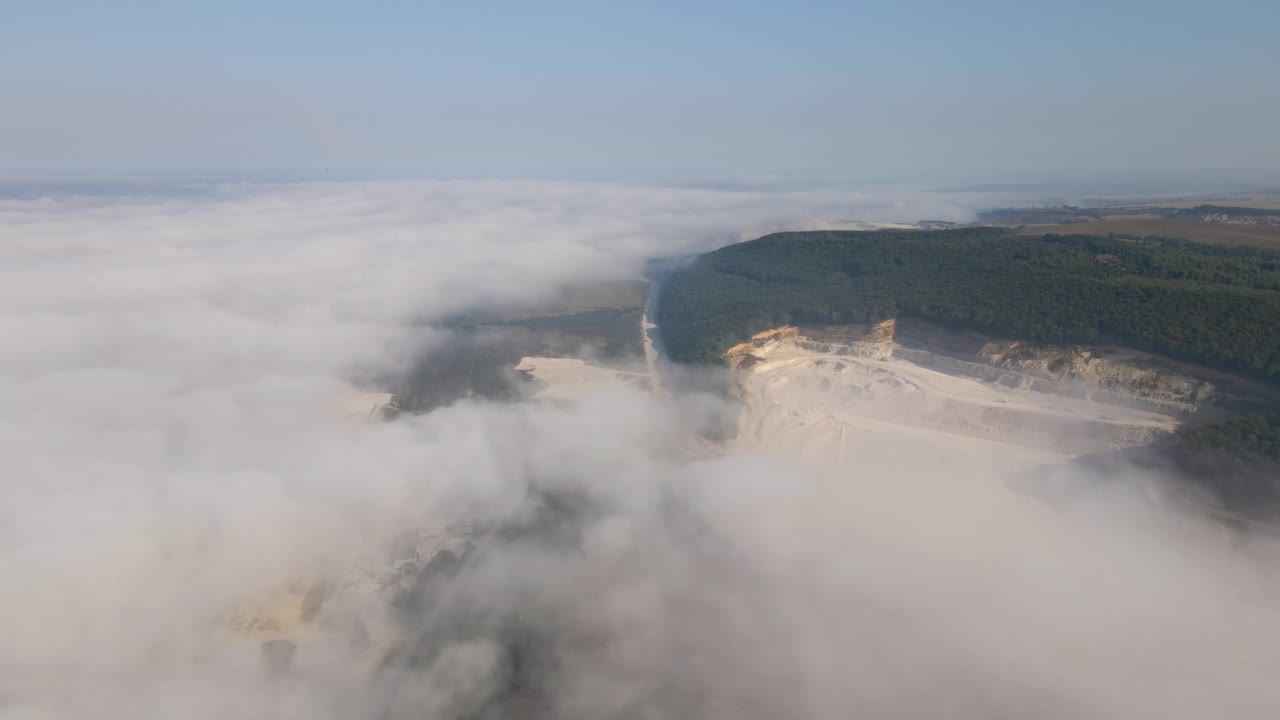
left=1178, top=413, right=1280, bottom=460
left=1172, top=413, right=1280, bottom=514
left=657, top=228, right=1280, bottom=380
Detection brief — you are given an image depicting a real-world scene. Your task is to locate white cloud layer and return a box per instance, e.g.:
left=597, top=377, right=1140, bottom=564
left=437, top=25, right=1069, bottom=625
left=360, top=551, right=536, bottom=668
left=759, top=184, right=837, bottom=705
left=1, top=180, right=1278, bottom=719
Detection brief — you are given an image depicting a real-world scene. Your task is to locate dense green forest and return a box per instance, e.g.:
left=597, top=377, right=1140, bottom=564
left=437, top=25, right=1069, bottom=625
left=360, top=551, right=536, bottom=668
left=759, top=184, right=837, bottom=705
left=1171, top=414, right=1280, bottom=514
left=657, top=228, right=1280, bottom=380
left=1177, top=413, right=1280, bottom=460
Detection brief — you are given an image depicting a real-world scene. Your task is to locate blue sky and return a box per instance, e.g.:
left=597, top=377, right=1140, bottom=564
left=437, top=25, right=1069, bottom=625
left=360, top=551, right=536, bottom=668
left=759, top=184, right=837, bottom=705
left=3, top=1, right=1278, bottom=182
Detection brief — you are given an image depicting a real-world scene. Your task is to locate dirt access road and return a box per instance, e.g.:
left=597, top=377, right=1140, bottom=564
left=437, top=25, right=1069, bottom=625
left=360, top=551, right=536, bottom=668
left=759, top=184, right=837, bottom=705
left=642, top=278, right=671, bottom=399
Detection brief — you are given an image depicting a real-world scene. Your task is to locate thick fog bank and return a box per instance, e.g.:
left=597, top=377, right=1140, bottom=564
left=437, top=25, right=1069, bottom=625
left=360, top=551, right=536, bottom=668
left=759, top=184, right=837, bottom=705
left=1, top=181, right=1277, bottom=719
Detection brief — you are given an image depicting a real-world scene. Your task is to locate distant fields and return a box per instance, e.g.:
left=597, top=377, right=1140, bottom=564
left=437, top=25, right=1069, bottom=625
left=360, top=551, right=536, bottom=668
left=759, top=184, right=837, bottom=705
left=1017, top=217, right=1280, bottom=249
left=1120, top=198, right=1280, bottom=211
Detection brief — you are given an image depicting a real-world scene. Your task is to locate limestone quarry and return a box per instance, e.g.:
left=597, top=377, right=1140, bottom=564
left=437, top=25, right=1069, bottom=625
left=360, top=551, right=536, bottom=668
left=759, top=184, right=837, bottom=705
left=508, top=298, right=1269, bottom=470
left=724, top=318, right=1264, bottom=467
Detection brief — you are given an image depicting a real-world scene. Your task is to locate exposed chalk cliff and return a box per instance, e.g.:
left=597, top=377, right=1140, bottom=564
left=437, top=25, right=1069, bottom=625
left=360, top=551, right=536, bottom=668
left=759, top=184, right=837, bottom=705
left=722, top=317, right=1280, bottom=457
left=728, top=318, right=1278, bottom=419
left=728, top=329, right=1180, bottom=456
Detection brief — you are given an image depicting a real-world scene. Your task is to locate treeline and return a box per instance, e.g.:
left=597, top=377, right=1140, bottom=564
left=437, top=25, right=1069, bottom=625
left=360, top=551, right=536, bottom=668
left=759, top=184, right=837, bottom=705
left=1178, top=413, right=1280, bottom=460
left=1172, top=414, right=1280, bottom=515
left=657, top=228, right=1280, bottom=380
left=977, top=206, right=1104, bottom=224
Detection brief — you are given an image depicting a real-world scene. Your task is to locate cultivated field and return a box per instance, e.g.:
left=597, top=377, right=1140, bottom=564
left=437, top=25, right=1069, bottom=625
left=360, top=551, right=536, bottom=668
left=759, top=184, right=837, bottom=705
left=1120, top=197, right=1280, bottom=211
left=1019, top=216, right=1280, bottom=248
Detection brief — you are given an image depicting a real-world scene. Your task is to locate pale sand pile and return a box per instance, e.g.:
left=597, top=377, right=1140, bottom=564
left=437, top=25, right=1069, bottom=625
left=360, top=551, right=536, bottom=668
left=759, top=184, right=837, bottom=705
left=515, top=357, right=649, bottom=402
